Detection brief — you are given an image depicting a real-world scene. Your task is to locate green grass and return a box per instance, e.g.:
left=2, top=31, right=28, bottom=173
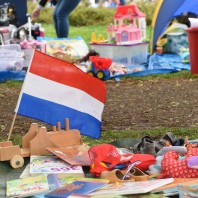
left=82, top=128, right=198, bottom=147
left=42, top=24, right=107, bottom=48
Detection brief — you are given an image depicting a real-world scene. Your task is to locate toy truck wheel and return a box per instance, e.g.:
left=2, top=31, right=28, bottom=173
left=10, top=155, right=24, bottom=169
left=96, top=70, right=105, bottom=79
left=87, top=71, right=95, bottom=77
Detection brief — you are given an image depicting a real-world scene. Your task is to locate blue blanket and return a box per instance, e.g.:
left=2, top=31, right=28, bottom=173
left=106, top=53, right=190, bottom=80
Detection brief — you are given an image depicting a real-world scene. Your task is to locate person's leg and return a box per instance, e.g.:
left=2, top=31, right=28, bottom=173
left=53, top=0, right=80, bottom=38
left=119, top=0, right=125, bottom=5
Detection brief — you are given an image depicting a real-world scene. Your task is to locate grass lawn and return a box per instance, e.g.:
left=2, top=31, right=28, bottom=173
left=42, top=24, right=108, bottom=48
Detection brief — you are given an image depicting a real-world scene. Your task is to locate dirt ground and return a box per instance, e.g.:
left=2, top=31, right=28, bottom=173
left=1, top=77, right=198, bottom=139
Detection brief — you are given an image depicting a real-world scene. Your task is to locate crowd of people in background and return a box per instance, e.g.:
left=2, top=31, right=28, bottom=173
left=102, top=0, right=126, bottom=8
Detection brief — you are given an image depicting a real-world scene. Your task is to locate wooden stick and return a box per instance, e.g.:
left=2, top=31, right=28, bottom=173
left=57, top=122, right=61, bottom=131
left=52, top=126, right=56, bottom=132
left=65, top=118, right=70, bottom=131
left=7, top=112, right=17, bottom=141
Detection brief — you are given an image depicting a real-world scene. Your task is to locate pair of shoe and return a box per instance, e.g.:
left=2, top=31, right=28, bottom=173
left=100, top=167, right=149, bottom=183
left=123, top=167, right=149, bottom=181
left=133, top=132, right=178, bottom=156
left=100, top=169, right=134, bottom=183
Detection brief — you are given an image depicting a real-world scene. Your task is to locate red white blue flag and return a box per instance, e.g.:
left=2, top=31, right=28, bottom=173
left=15, top=50, right=106, bottom=139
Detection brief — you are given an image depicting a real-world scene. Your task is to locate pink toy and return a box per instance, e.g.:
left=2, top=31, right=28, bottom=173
left=107, top=4, right=146, bottom=45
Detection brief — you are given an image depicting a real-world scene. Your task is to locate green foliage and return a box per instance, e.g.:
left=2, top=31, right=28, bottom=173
left=27, top=0, right=157, bottom=27
left=27, top=0, right=115, bottom=26
left=70, top=7, right=116, bottom=26
left=136, top=0, right=158, bottom=26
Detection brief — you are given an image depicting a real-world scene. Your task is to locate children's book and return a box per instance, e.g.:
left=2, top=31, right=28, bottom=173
left=46, top=147, right=91, bottom=166
left=88, top=178, right=174, bottom=196
left=30, top=155, right=84, bottom=177
left=6, top=174, right=50, bottom=198
left=44, top=180, right=107, bottom=198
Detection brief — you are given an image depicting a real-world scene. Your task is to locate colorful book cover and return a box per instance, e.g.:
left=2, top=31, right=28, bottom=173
left=89, top=178, right=174, bottom=196
left=45, top=38, right=89, bottom=60
left=30, top=155, right=84, bottom=177
left=44, top=180, right=107, bottom=198
left=46, top=147, right=91, bottom=166
left=6, top=174, right=50, bottom=197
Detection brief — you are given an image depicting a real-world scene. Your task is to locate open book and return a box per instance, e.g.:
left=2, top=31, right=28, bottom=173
left=89, top=178, right=174, bottom=196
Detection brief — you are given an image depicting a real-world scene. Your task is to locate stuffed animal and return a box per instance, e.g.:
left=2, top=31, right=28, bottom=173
left=158, top=148, right=198, bottom=178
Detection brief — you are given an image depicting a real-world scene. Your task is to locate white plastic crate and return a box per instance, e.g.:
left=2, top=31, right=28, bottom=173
left=90, top=42, right=149, bottom=66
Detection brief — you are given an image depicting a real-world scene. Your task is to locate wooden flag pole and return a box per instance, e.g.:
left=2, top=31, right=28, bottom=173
left=7, top=112, right=17, bottom=141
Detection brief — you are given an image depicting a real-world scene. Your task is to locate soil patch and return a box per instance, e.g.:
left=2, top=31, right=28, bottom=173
left=1, top=78, right=198, bottom=139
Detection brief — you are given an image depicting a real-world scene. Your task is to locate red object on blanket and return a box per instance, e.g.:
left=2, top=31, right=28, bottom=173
left=88, top=144, right=156, bottom=176
left=158, top=148, right=198, bottom=178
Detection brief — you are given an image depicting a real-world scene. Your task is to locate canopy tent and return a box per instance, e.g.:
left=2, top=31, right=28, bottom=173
left=152, top=0, right=198, bottom=52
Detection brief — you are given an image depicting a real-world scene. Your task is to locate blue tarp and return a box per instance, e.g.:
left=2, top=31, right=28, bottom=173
left=0, top=71, right=26, bottom=82
left=105, top=53, right=190, bottom=80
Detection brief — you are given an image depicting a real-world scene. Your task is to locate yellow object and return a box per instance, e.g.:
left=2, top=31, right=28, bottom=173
left=91, top=32, right=97, bottom=43
left=156, top=38, right=167, bottom=47
left=151, top=0, right=164, bottom=28
left=91, top=32, right=106, bottom=43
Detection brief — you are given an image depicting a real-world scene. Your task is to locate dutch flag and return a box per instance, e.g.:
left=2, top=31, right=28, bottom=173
left=15, top=50, right=106, bottom=139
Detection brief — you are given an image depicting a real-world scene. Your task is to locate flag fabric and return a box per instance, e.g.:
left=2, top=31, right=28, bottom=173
left=15, top=50, right=106, bottom=139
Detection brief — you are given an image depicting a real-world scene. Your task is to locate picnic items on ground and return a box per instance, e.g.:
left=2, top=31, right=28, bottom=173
left=3, top=119, right=198, bottom=197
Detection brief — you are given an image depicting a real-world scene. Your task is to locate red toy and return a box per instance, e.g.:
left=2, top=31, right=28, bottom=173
left=87, top=56, right=112, bottom=80
left=158, top=148, right=198, bottom=178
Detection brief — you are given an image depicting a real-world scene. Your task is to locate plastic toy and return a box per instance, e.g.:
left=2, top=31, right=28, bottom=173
left=91, top=32, right=106, bottom=44
left=87, top=56, right=112, bottom=80
left=107, top=4, right=146, bottom=45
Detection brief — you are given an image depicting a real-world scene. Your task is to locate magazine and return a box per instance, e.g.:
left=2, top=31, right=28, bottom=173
left=6, top=174, right=50, bottom=197
left=30, top=155, right=84, bottom=177
left=89, top=178, right=174, bottom=196
left=46, top=147, right=91, bottom=166
left=44, top=180, right=107, bottom=198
